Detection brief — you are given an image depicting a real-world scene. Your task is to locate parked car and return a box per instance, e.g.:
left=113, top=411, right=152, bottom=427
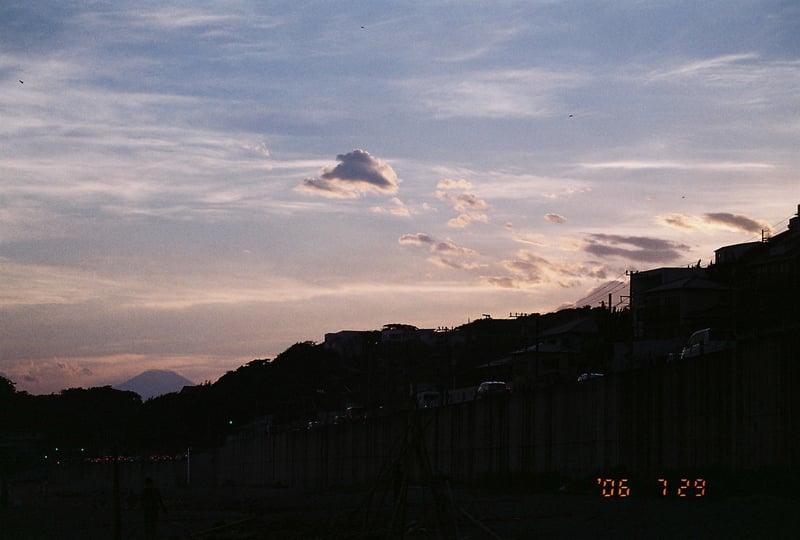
left=416, top=390, right=441, bottom=409
left=346, top=405, right=367, bottom=421
left=577, top=372, right=604, bottom=382
left=680, top=328, right=736, bottom=359
left=476, top=381, right=512, bottom=398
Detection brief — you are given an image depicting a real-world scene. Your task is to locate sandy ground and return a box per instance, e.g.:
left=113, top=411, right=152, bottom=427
left=2, top=478, right=799, bottom=539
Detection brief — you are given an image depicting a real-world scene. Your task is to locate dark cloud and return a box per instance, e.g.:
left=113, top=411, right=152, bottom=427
left=703, top=212, right=767, bottom=233
left=483, top=276, right=516, bottom=288
left=297, top=149, right=399, bottom=199
left=544, top=213, right=567, bottom=224
left=431, top=240, right=478, bottom=257
left=584, top=233, right=690, bottom=262
left=661, top=212, right=769, bottom=234
left=399, top=233, right=434, bottom=245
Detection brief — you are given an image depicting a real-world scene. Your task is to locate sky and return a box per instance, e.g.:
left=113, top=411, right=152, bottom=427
left=2, top=1, right=799, bottom=395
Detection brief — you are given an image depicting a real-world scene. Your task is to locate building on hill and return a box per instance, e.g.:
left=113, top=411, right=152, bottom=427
left=323, top=330, right=377, bottom=359
left=630, top=269, right=730, bottom=365
left=629, top=203, right=800, bottom=366
left=380, top=324, right=420, bottom=344
left=717, top=204, right=800, bottom=336
left=509, top=310, right=612, bottom=389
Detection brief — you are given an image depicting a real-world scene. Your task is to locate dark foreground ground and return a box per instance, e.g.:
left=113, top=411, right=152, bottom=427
left=2, top=478, right=799, bottom=539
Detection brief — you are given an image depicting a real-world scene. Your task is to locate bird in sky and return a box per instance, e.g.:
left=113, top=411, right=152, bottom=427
left=19, top=80, right=24, bottom=84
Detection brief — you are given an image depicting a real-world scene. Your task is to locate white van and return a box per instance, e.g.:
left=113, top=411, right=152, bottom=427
left=680, top=328, right=735, bottom=359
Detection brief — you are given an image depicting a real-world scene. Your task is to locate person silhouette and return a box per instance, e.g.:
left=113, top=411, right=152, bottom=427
left=141, top=477, right=165, bottom=540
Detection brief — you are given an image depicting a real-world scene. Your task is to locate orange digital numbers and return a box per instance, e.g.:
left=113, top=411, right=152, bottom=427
left=618, top=478, right=630, bottom=497
left=657, top=477, right=706, bottom=497
left=678, top=478, right=690, bottom=497
left=597, top=476, right=707, bottom=498
left=693, top=478, right=707, bottom=497
left=658, top=478, right=668, bottom=497
left=596, top=477, right=630, bottom=498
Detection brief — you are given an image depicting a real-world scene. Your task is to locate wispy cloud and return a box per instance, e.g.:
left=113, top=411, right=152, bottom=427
left=406, top=68, right=588, bottom=119
left=647, top=53, right=760, bottom=80
left=427, top=257, right=484, bottom=271
left=580, top=160, right=774, bottom=171
left=437, top=178, right=473, bottom=190
left=644, top=53, right=800, bottom=110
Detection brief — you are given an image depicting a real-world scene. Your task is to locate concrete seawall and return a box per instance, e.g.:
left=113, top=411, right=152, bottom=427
left=218, top=331, right=799, bottom=489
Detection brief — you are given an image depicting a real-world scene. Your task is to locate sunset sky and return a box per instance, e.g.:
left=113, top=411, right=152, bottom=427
left=2, top=1, right=799, bottom=394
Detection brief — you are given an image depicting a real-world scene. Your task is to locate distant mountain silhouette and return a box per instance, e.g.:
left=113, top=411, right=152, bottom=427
left=116, top=369, right=195, bottom=400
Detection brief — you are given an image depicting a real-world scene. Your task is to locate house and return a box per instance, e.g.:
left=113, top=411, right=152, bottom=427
left=511, top=314, right=605, bottom=387
left=323, top=330, right=377, bottom=359
left=630, top=269, right=730, bottom=364
left=628, top=203, right=800, bottom=365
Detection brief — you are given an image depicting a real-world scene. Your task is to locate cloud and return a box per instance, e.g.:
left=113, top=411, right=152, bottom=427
left=436, top=182, right=490, bottom=228
left=647, top=53, right=760, bottom=81
left=446, top=213, right=489, bottom=228
left=583, top=234, right=690, bottom=263
left=437, top=178, right=473, bottom=190
left=702, top=212, right=768, bottom=234
left=659, top=213, right=696, bottom=230
left=483, top=276, right=516, bottom=289
left=297, top=149, right=399, bottom=199
left=579, top=160, right=773, bottom=172
left=513, top=233, right=548, bottom=247
left=544, top=213, right=567, bottom=224
left=501, top=252, right=550, bottom=284
left=658, top=212, right=769, bottom=234
left=427, top=257, right=483, bottom=271
left=408, top=68, right=588, bottom=119
left=399, top=233, right=434, bottom=246
left=399, top=234, right=479, bottom=270
left=483, top=250, right=609, bottom=290
left=9, top=359, right=95, bottom=391
left=370, top=197, right=411, bottom=217
left=431, top=240, right=478, bottom=257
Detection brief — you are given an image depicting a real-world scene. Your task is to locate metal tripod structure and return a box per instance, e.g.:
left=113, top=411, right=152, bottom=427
left=361, top=408, right=459, bottom=540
